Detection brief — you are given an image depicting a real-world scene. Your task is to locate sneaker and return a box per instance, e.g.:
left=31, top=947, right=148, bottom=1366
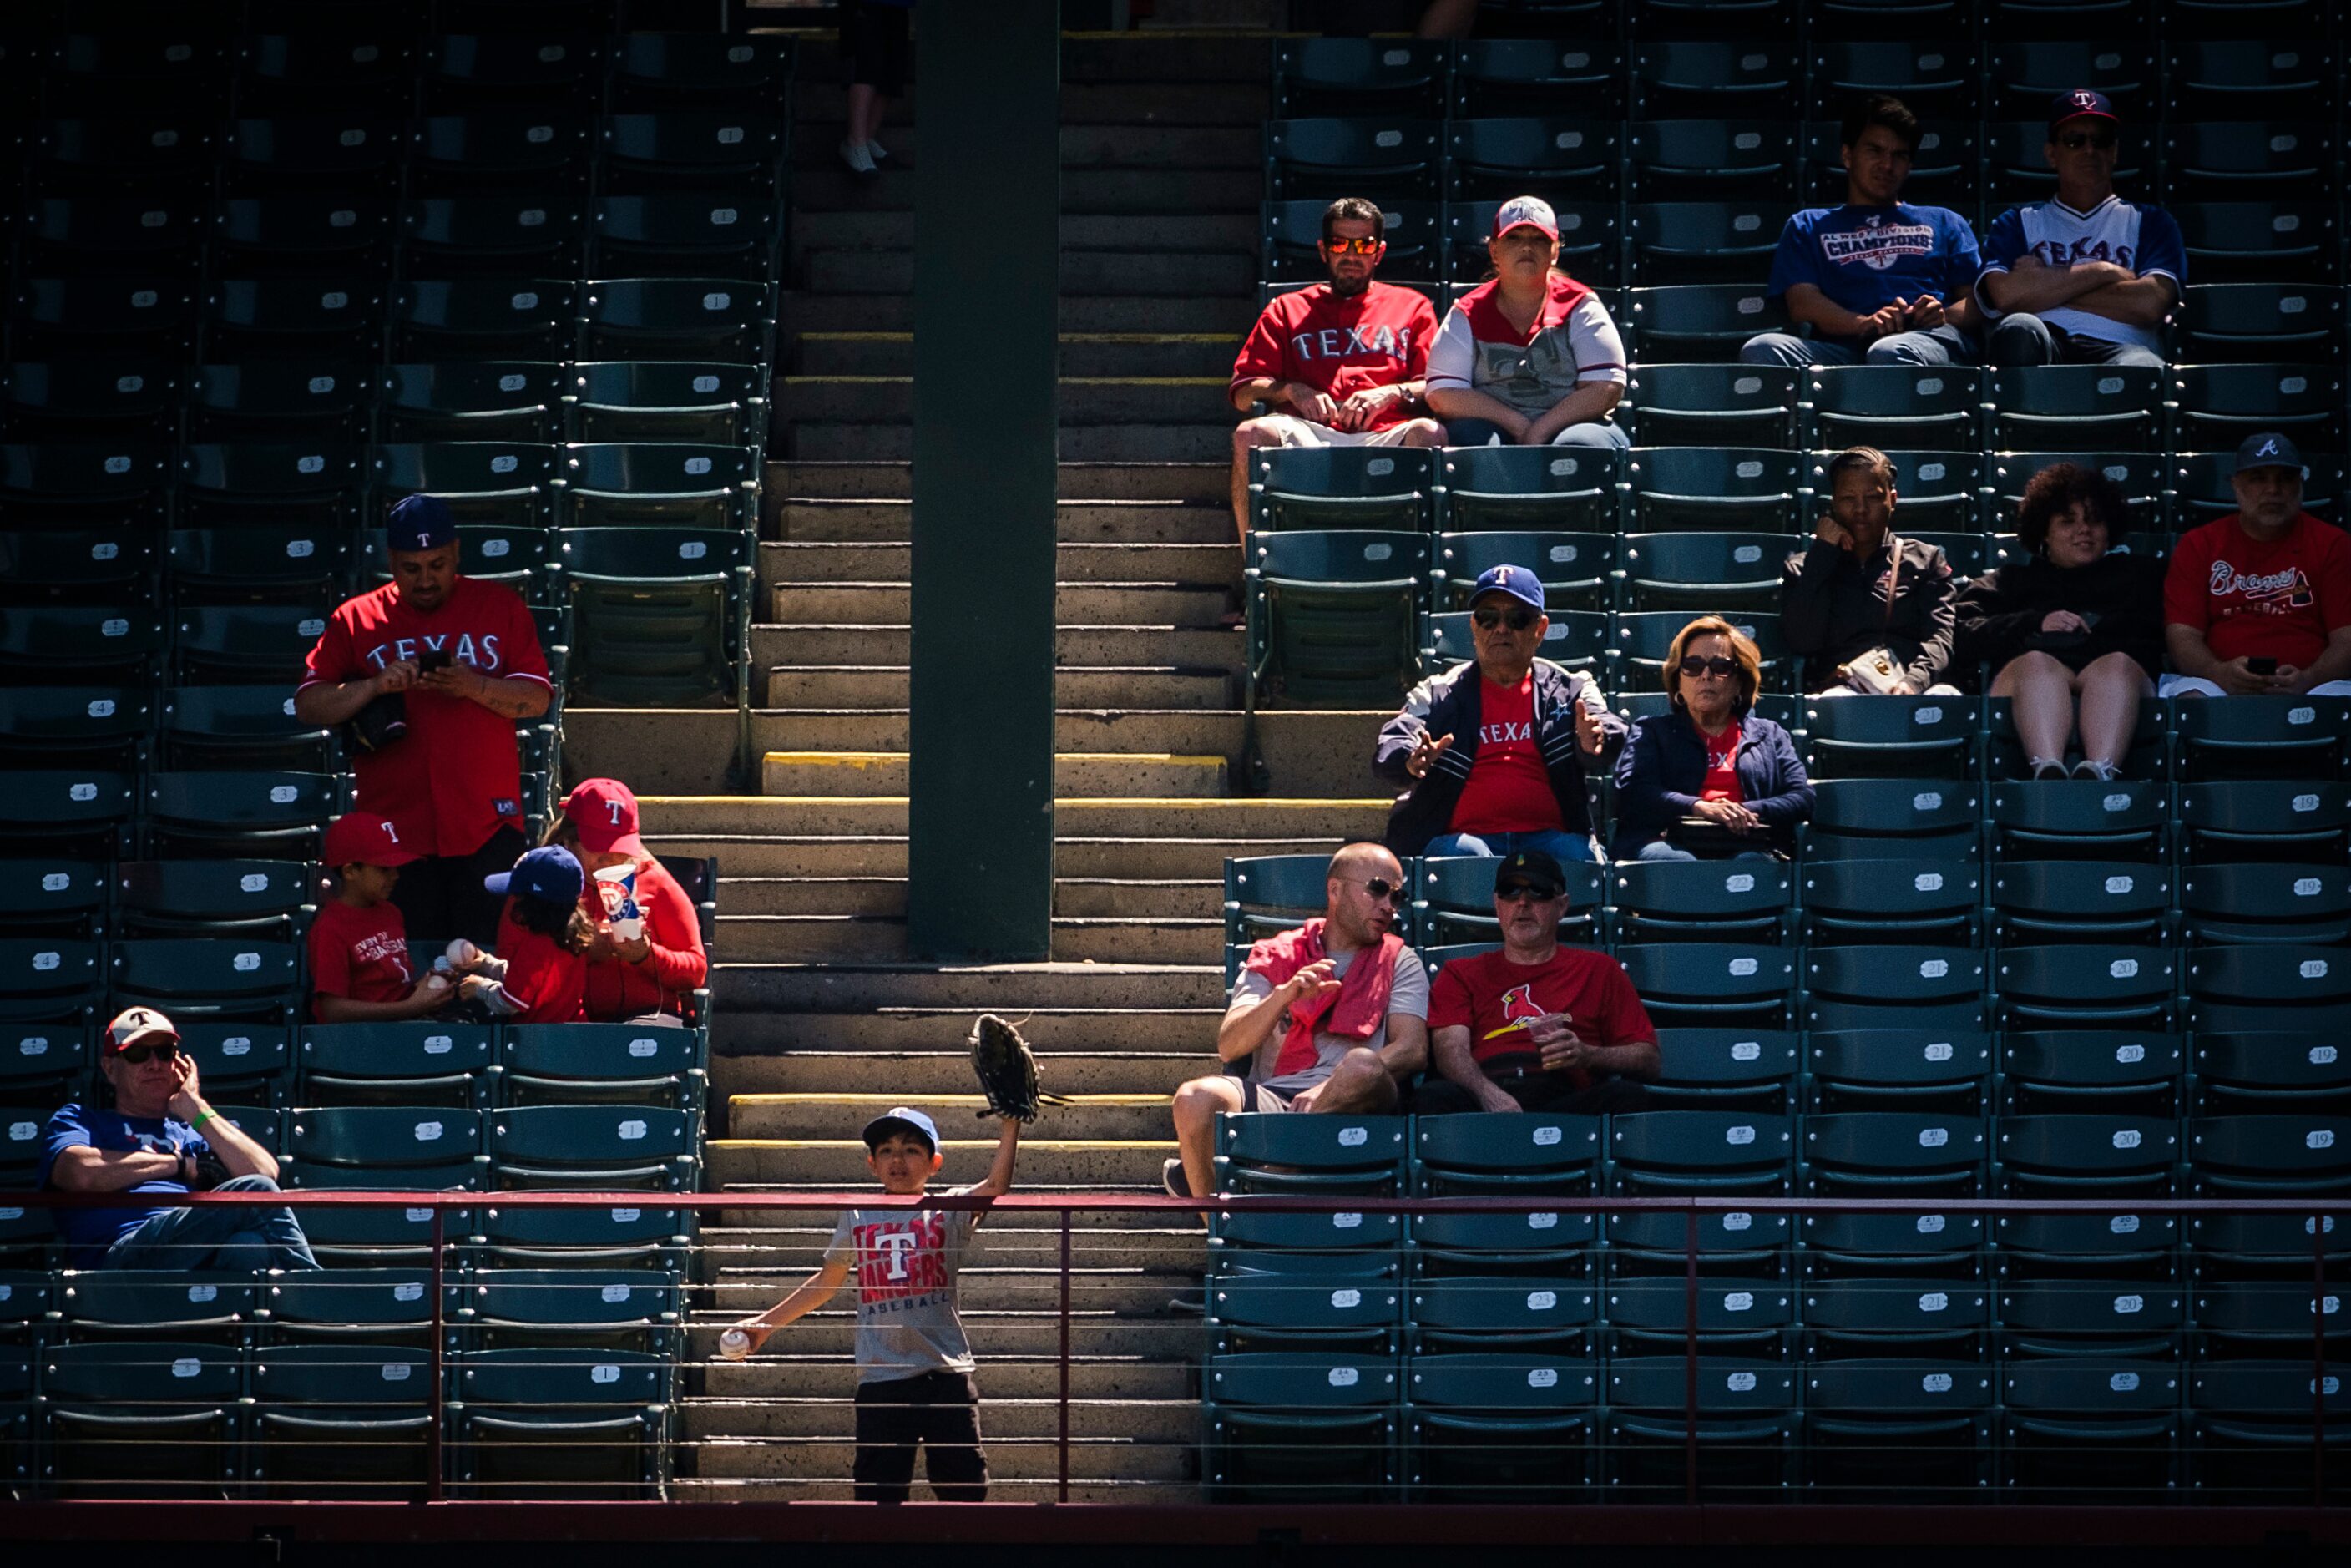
left=1160, top=1156, right=1192, bottom=1200
left=837, top=138, right=877, bottom=176
left=2073, top=757, right=2121, bottom=781
left=865, top=138, right=890, bottom=163
left=2029, top=757, right=2066, bottom=781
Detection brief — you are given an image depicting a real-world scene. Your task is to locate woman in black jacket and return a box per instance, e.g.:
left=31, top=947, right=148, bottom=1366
left=1612, top=616, right=1814, bottom=861
left=1954, top=463, right=2167, bottom=781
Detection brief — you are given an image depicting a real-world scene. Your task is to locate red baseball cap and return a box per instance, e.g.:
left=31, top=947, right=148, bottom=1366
left=562, top=777, right=649, bottom=857
left=324, top=812, right=421, bottom=870
left=104, top=1006, right=179, bottom=1055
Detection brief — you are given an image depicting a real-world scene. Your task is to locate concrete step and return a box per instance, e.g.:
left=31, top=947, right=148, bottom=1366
left=1060, top=32, right=1274, bottom=85
left=794, top=331, right=1237, bottom=381
left=774, top=498, right=1232, bottom=544
left=711, top=1007, right=1221, bottom=1056
left=645, top=796, right=1389, bottom=840
left=698, top=1225, right=1203, bottom=1277
left=792, top=123, right=1255, bottom=172
left=754, top=625, right=1242, bottom=670
left=705, top=1354, right=1193, bottom=1401
left=778, top=375, right=1228, bottom=424
left=705, top=962, right=1223, bottom=1014
left=762, top=666, right=1232, bottom=711
left=708, top=1139, right=1178, bottom=1188
left=1059, top=80, right=1266, bottom=126
left=675, top=1478, right=1200, bottom=1503
left=757, top=539, right=1237, bottom=587
left=690, top=1434, right=1194, bottom=1484
left=713, top=1186, right=1201, bottom=1232
left=686, top=1397, right=1199, bottom=1444
left=1054, top=878, right=1221, bottom=919
left=783, top=423, right=1231, bottom=464
left=714, top=1050, right=1207, bottom=1095
left=759, top=750, right=1228, bottom=798
left=715, top=874, right=1217, bottom=921
left=715, top=914, right=1217, bottom=965
left=776, top=461, right=1224, bottom=504
left=730, top=1093, right=1178, bottom=1142
left=766, top=583, right=1235, bottom=626
left=710, top=1271, right=1186, bottom=1319
left=780, top=293, right=1255, bottom=337
left=1054, top=917, right=1221, bottom=964
left=644, top=832, right=1333, bottom=883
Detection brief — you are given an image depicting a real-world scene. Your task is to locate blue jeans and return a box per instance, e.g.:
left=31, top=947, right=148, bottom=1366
left=104, top=1174, right=321, bottom=1273
left=1633, top=838, right=1778, bottom=862
left=1441, top=417, right=1631, bottom=451
left=1985, top=312, right=2165, bottom=369
left=1738, top=326, right=1977, bottom=367
left=1423, top=828, right=1601, bottom=864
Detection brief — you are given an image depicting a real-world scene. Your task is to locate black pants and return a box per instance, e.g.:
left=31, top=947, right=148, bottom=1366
left=1413, top=1065, right=1650, bottom=1117
left=852, top=1370, right=988, bottom=1503
left=839, top=0, right=912, bottom=96
left=390, top=824, right=526, bottom=948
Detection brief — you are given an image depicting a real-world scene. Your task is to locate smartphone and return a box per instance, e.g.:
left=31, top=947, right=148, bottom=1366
left=2247, top=656, right=2279, bottom=676
left=417, top=648, right=454, bottom=675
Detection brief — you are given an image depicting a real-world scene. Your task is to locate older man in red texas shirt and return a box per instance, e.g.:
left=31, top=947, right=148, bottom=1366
left=295, top=493, right=551, bottom=947
left=1227, top=195, right=1444, bottom=542
left=2161, top=432, right=2351, bottom=699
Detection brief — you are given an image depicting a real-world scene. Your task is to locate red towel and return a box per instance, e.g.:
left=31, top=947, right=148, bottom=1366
left=1244, top=918, right=1403, bottom=1079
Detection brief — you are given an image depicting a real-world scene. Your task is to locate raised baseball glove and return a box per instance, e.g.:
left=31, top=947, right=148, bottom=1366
left=966, top=1013, right=1067, bottom=1123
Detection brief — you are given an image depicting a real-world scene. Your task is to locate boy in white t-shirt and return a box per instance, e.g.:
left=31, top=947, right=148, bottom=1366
left=729, top=1105, right=1020, bottom=1502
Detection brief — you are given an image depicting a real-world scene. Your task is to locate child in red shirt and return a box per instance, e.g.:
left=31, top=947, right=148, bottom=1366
left=457, top=846, right=590, bottom=1024
left=309, top=812, right=454, bottom=1024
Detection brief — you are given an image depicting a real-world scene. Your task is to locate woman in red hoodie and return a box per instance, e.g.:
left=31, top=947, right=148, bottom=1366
left=544, top=777, right=708, bottom=1025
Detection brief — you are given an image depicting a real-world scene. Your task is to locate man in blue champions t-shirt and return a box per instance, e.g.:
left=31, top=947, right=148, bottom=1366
left=37, top=1007, right=317, bottom=1272
left=1976, top=89, right=2183, bottom=369
left=1742, top=94, right=1984, bottom=368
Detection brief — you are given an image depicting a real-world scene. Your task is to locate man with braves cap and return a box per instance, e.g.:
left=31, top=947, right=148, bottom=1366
left=37, top=1008, right=318, bottom=1272
left=1977, top=89, right=2185, bottom=369
left=295, top=493, right=552, bottom=946
left=1377, top=562, right=1621, bottom=862
left=543, top=776, right=708, bottom=1024
left=1424, top=195, right=1631, bottom=450
left=2161, top=432, right=2351, bottom=697
left=1228, top=195, right=1445, bottom=541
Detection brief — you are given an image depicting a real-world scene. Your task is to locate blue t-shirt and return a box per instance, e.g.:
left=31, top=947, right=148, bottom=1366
left=37, top=1103, right=210, bottom=1267
left=1764, top=204, right=1984, bottom=324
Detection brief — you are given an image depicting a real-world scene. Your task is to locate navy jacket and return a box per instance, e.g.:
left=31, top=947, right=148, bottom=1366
left=1374, top=658, right=1625, bottom=856
left=1610, top=710, right=1814, bottom=858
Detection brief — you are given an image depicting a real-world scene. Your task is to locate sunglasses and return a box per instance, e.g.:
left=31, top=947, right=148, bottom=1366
left=1322, top=236, right=1384, bottom=255
left=1346, top=876, right=1405, bottom=904
left=1496, top=883, right=1560, bottom=903
left=1473, top=606, right=1540, bottom=632
left=2057, top=130, right=2118, bottom=150
left=1678, top=655, right=1740, bottom=679
left=115, top=1044, right=179, bottom=1065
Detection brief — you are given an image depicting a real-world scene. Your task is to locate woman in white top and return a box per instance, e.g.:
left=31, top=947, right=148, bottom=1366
left=1424, top=195, right=1631, bottom=450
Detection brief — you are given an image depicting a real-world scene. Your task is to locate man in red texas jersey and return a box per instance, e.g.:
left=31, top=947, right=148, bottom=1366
left=296, top=494, right=552, bottom=946
left=1227, top=195, right=1444, bottom=542
left=1415, top=848, right=1661, bottom=1116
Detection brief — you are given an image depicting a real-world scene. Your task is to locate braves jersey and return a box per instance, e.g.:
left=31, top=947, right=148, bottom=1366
left=1426, top=272, right=1627, bottom=421
left=1980, top=195, right=2187, bottom=354
left=1230, top=282, right=1438, bottom=431
left=308, top=898, right=414, bottom=1009
left=1764, top=203, right=1982, bottom=318
left=1427, top=945, right=1656, bottom=1076
left=300, top=575, right=550, bottom=858
left=2163, top=511, right=2351, bottom=665
left=825, top=1203, right=980, bottom=1383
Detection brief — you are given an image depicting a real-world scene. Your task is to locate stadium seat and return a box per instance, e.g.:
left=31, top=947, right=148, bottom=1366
left=1607, top=859, right=1792, bottom=944
left=233, top=33, right=420, bottom=115
left=598, top=111, right=786, bottom=197
left=1443, top=118, right=1620, bottom=203
left=1801, top=1356, right=1997, bottom=1500
left=1996, top=1273, right=2187, bottom=1363
left=200, top=279, right=387, bottom=362
left=2178, top=779, right=2351, bottom=862
left=0, top=685, right=150, bottom=772
left=1625, top=124, right=1798, bottom=205
left=488, top=1105, right=697, bottom=1191
left=374, top=441, right=560, bottom=529
left=473, top=1201, right=694, bottom=1271
left=1605, top=1109, right=1797, bottom=1266
left=1803, top=1111, right=1990, bottom=1201
left=499, top=1022, right=705, bottom=1110
left=453, top=1268, right=681, bottom=1355
left=109, top=938, right=299, bottom=1024
left=1224, top=853, right=1340, bottom=956
left=38, top=1340, right=246, bottom=1499
left=560, top=443, right=757, bottom=531
left=1629, top=43, right=1797, bottom=118
left=1802, top=367, right=1981, bottom=455
left=296, top=1023, right=496, bottom=1108
left=1645, top=1028, right=1799, bottom=1112
left=398, top=194, right=588, bottom=277
left=576, top=277, right=774, bottom=363
left=16, top=195, right=207, bottom=277
left=1263, top=119, right=1444, bottom=204
left=2187, top=1113, right=2351, bottom=1206
left=248, top=1342, right=434, bottom=1500
left=1409, top=1275, right=1596, bottom=1353
left=0, top=770, right=135, bottom=864
left=1988, top=366, right=2164, bottom=453
left=157, top=685, right=334, bottom=774
left=1411, top=1112, right=1602, bottom=1198
left=1613, top=943, right=1797, bottom=1028
left=1215, top=1111, right=1408, bottom=1198
left=1990, top=41, right=2160, bottom=119
left=174, top=440, right=369, bottom=525
left=1417, top=854, right=1601, bottom=945
left=0, top=604, right=163, bottom=685
left=0, top=528, right=157, bottom=616
left=1618, top=531, right=1792, bottom=614
left=210, top=196, right=396, bottom=279
left=9, top=279, right=199, bottom=365
left=1623, top=364, right=1800, bottom=450
left=390, top=278, right=579, bottom=361
left=1805, top=945, right=1988, bottom=1031
left=1986, top=776, right=2168, bottom=860
left=588, top=195, right=781, bottom=279
left=2173, top=695, right=2351, bottom=781
left=0, top=442, right=172, bottom=529
left=1807, top=42, right=1980, bottom=120
left=1983, top=118, right=2157, bottom=207
left=1262, top=196, right=1434, bottom=282
left=1995, top=945, right=2179, bottom=1028
left=1403, top=1351, right=1600, bottom=1502
left=2000, top=1358, right=2182, bottom=1503
left=0, top=362, right=178, bottom=444
left=1272, top=38, right=1448, bottom=119
left=2164, top=120, right=2336, bottom=198
left=421, top=34, right=604, bottom=112
left=114, top=858, right=311, bottom=941
left=1625, top=448, right=1802, bottom=534
left=2187, top=1358, right=2351, bottom=1504
left=569, top=362, right=766, bottom=446
left=1994, top=1114, right=2184, bottom=1200
left=446, top=1347, right=671, bottom=1500
left=2175, top=200, right=2341, bottom=285
left=1246, top=529, right=1427, bottom=708
left=2174, top=281, right=2346, bottom=366
left=220, top=114, right=402, bottom=195
left=1624, top=285, right=1789, bottom=363
left=30, top=114, right=218, bottom=192
left=1603, top=1356, right=1798, bottom=1500
left=57, top=1270, right=260, bottom=1343
left=1207, top=1209, right=1404, bottom=1281
left=2188, top=1030, right=2351, bottom=1115
left=1407, top=1205, right=1594, bottom=1274
left=0, top=1013, right=91, bottom=1105
left=407, top=111, right=594, bottom=196
left=141, top=770, right=336, bottom=862
left=376, top=362, right=560, bottom=443
left=182, top=362, right=370, bottom=444
left=0, top=857, right=106, bottom=942
left=1806, top=1024, right=1996, bottom=1115
left=555, top=525, right=751, bottom=712
left=2170, top=362, right=2345, bottom=454
left=262, top=1267, right=437, bottom=1348
left=606, top=32, right=791, bottom=111
left=1802, top=695, right=1979, bottom=780
left=174, top=1021, right=294, bottom=1109
left=282, top=1104, right=488, bottom=1262
left=1438, top=445, right=1620, bottom=534
left=2001, top=1029, right=2186, bottom=1115
left=1991, top=450, right=2166, bottom=521
left=1433, top=529, right=1613, bottom=612
left=1206, top=1276, right=1403, bottom=1356
left=1625, top=198, right=1788, bottom=288
left=1203, top=1353, right=1399, bottom=1502
left=1988, top=859, right=2172, bottom=944
left=2178, top=862, right=2351, bottom=945
left=1251, top=448, right=1434, bottom=534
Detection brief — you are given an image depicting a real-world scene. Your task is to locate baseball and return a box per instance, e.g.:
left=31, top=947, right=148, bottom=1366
left=719, top=1328, right=751, bottom=1360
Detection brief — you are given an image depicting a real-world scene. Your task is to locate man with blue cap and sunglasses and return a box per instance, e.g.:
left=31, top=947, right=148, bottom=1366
left=1376, top=563, right=1620, bottom=864
left=296, top=493, right=552, bottom=947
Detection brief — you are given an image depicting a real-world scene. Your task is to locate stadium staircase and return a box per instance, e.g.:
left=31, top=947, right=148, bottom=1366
left=598, top=22, right=1359, bottom=1503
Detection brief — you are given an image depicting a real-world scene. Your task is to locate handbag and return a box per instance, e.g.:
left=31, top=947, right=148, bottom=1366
left=1836, top=535, right=1910, bottom=694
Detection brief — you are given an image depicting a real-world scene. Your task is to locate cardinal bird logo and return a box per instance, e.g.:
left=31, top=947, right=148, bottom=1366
left=1484, top=982, right=1545, bottom=1040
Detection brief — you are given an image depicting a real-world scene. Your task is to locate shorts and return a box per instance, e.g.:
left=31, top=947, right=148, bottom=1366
left=1247, top=413, right=1426, bottom=448
left=1247, top=1083, right=1302, bottom=1113
left=839, top=0, right=913, bottom=97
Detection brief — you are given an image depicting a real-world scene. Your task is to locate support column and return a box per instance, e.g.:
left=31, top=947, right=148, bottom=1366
left=907, top=0, right=1062, bottom=959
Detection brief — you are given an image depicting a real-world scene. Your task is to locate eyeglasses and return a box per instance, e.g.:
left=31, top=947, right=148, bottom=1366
left=1344, top=876, right=1405, bottom=904
left=1473, top=606, right=1540, bottom=632
left=1678, top=655, right=1740, bottom=679
left=1322, top=236, right=1383, bottom=255
left=2057, top=130, right=2118, bottom=151
left=115, top=1044, right=178, bottom=1065
left=1495, top=884, right=1559, bottom=903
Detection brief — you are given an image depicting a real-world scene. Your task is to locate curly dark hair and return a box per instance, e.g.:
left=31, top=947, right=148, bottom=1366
left=506, top=891, right=594, bottom=954
left=2014, top=462, right=2134, bottom=554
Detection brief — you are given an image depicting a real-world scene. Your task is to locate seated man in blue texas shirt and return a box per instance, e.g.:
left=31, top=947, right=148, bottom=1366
left=1742, top=94, right=1984, bottom=368
left=38, top=1008, right=317, bottom=1272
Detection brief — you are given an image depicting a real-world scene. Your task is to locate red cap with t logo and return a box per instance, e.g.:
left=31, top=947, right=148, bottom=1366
left=323, top=812, right=420, bottom=869
left=561, top=777, right=649, bottom=858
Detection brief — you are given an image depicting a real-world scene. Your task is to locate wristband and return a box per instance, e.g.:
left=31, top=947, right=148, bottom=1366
left=190, top=1109, right=216, bottom=1130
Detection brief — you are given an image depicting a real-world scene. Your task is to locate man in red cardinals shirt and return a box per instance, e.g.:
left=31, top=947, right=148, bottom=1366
left=2161, top=432, right=2351, bottom=698
left=1227, top=195, right=1444, bottom=540
left=1416, top=849, right=1660, bottom=1115
left=295, top=494, right=551, bottom=946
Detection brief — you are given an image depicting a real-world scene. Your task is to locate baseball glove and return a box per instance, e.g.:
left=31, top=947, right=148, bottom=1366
left=966, top=1014, right=1067, bottom=1123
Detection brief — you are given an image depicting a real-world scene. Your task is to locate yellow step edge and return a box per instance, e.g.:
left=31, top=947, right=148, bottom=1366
left=761, top=751, right=1227, bottom=767
left=732, top=1094, right=1171, bottom=1108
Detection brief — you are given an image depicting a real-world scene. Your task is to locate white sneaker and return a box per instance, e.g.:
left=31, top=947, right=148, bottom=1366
left=865, top=139, right=890, bottom=163
left=2073, top=757, right=2121, bottom=781
left=837, top=138, right=877, bottom=176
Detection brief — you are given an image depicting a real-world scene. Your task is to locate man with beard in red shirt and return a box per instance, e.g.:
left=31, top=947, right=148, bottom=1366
left=2162, top=432, right=2351, bottom=698
left=296, top=494, right=552, bottom=946
left=1227, top=196, right=1444, bottom=542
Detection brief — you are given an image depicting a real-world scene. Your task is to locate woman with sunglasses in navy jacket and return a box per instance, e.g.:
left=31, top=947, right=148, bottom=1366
left=1612, top=617, right=1815, bottom=862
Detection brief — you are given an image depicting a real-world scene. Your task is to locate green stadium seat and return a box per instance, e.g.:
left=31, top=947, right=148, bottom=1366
left=1990, top=41, right=2159, bottom=119
left=247, top=1342, right=434, bottom=1500
left=374, top=441, right=560, bottom=529
left=1807, top=1028, right=1995, bottom=1114
left=1411, top=1113, right=1602, bottom=1197
left=1603, top=1356, right=1798, bottom=1500
left=569, top=362, right=765, bottom=445
left=408, top=112, right=595, bottom=195
left=1625, top=447, right=1802, bottom=533
left=2178, top=779, right=2351, bottom=860
left=390, top=278, right=579, bottom=361
left=362, top=522, right=551, bottom=604
left=58, top=1272, right=260, bottom=1343
left=1406, top=1206, right=1594, bottom=1273
left=1995, top=1276, right=2186, bottom=1363
left=605, top=33, right=791, bottom=111
left=175, top=1022, right=294, bottom=1109
left=298, top=1023, right=496, bottom=1108
left=2188, top=1031, right=2351, bottom=1115
left=1799, top=857, right=1979, bottom=946
left=262, top=1267, right=437, bottom=1347
left=1805, top=944, right=1989, bottom=1033
left=2165, top=38, right=2338, bottom=103
left=1801, top=694, right=1980, bottom=778
left=1801, top=1357, right=1996, bottom=1500
left=1985, top=777, right=2166, bottom=859
left=0, top=859, right=105, bottom=941
left=233, top=33, right=419, bottom=114
left=1612, top=609, right=1786, bottom=689
left=32, top=114, right=219, bottom=190
left=1203, top=1353, right=1399, bottom=1502
left=1625, top=126, right=1797, bottom=206
left=0, top=604, right=163, bottom=685
left=1623, top=364, right=1800, bottom=449
left=1207, top=1210, right=1403, bottom=1281
left=488, top=1105, right=697, bottom=1191
left=1451, top=41, right=1625, bottom=119
left=1410, top=1274, right=1595, bottom=1353
left=16, top=195, right=208, bottom=277
left=498, top=1022, right=705, bottom=1110
left=1438, top=444, right=1620, bottom=534
left=1418, top=853, right=1601, bottom=945
left=2191, top=1278, right=2345, bottom=1359
left=1630, top=43, right=1797, bottom=117
left=1999, top=1358, right=2182, bottom=1504
left=446, top=1346, right=671, bottom=1500
left=38, top=1340, right=247, bottom=1499
left=1263, top=119, right=1443, bottom=204
left=1223, top=852, right=1337, bottom=953
left=200, top=278, right=387, bottom=362
left=0, top=525, right=157, bottom=602
left=560, top=443, right=757, bottom=530
left=0, top=442, right=172, bottom=528
left=1433, top=529, right=1613, bottom=611
left=1246, top=529, right=1427, bottom=708
left=453, top=1268, right=682, bottom=1355
left=2178, top=862, right=2351, bottom=945
left=1987, top=366, right=2164, bottom=453
left=378, top=362, right=563, bottom=443
left=1403, top=1351, right=1599, bottom=1502
left=109, top=938, right=300, bottom=1024
left=2170, top=362, right=2345, bottom=454
left=9, top=279, right=199, bottom=366
left=1808, top=42, right=1980, bottom=119
left=1625, top=285, right=1789, bottom=363
left=398, top=195, right=587, bottom=277
left=1273, top=38, right=1448, bottom=118
left=1620, top=530, right=1792, bottom=613
left=588, top=195, right=781, bottom=279
left=169, top=604, right=329, bottom=685
left=2164, top=120, right=2336, bottom=198
left=1608, top=859, right=1792, bottom=944
left=1249, top=448, right=1434, bottom=534
left=1645, top=1027, right=1798, bottom=1111
left=1804, top=1111, right=1989, bottom=1206
left=1444, top=197, right=1617, bottom=285
left=210, top=197, right=396, bottom=278
left=422, top=35, right=604, bottom=112
left=473, top=1201, right=693, bottom=1271
left=286, top=1105, right=488, bottom=1191
left=142, top=771, right=338, bottom=861
left=2173, top=696, right=2351, bottom=781
left=115, top=858, right=311, bottom=941
left=2002, top=1029, right=2185, bottom=1115
left=556, top=526, right=752, bottom=711
left=158, top=685, right=334, bottom=772
left=0, top=939, right=103, bottom=1026
left=0, top=1017, right=91, bottom=1105
left=2175, top=199, right=2341, bottom=285
left=598, top=111, right=786, bottom=195
left=577, top=276, right=774, bottom=363
left=1983, top=118, right=2156, bottom=207
left=168, top=529, right=354, bottom=604
left=1995, top=945, right=2179, bottom=1029
left=1261, top=198, right=1439, bottom=283
left=1615, top=943, right=1797, bottom=1029
left=2173, top=281, right=2345, bottom=365
left=1605, top=1109, right=1797, bottom=1264
left=0, top=686, right=149, bottom=773
left=1443, top=118, right=1621, bottom=202
left=2187, top=1358, right=2351, bottom=1504
left=1803, top=365, right=1983, bottom=453
left=1206, top=1276, right=1403, bottom=1357
left=221, top=114, right=402, bottom=195
left=1605, top=1275, right=1794, bottom=1359
left=1988, top=858, right=2172, bottom=944
left=183, top=362, right=369, bottom=443
left=1994, top=1114, right=2183, bottom=1201
left=2187, top=1111, right=2351, bottom=1198
left=1215, top=1111, right=1408, bottom=1198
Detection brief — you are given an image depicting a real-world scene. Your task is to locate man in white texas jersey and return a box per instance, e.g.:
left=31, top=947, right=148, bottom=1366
left=295, top=493, right=551, bottom=946
left=1977, top=89, right=2184, bottom=368
left=1227, top=195, right=1444, bottom=541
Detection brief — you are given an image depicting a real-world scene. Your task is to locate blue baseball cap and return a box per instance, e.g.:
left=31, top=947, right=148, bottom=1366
left=2049, top=89, right=2120, bottom=131
left=1469, top=564, right=1546, bottom=615
left=387, top=493, right=458, bottom=553
left=862, top=1105, right=941, bottom=1154
left=2236, top=431, right=2303, bottom=473
left=485, top=845, right=584, bottom=905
